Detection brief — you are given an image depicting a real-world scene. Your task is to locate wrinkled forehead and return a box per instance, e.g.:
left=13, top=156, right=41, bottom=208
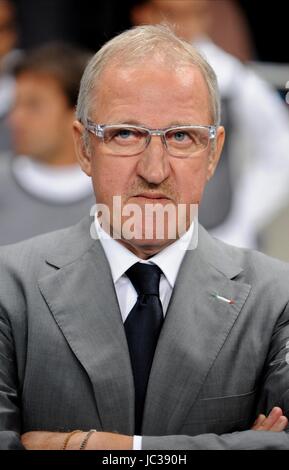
left=90, top=60, right=212, bottom=123
left=96, top=53, right=207, bottom=88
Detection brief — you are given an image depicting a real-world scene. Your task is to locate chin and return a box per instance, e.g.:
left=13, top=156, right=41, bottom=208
left=121, top=235, right=176, bottom=258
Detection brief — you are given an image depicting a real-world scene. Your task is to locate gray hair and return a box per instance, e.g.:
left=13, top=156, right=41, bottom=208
left=76, top=24, right=221, bottom=134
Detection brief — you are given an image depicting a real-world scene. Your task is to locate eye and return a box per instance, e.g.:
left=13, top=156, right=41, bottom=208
left=108, top=128, right=141, bottom=142
left=166, top=129, right=192, bottom=145
left=104, top=127, right=146, bottom=147
left=116, top=129, right=134, bottom=139
left=172, top=131, right=189, bottom=142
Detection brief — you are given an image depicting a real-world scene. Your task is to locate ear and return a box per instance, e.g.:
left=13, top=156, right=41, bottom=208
left=206, top=126, right=225, bottom=181
left=72, top=120, right=92, bottom=177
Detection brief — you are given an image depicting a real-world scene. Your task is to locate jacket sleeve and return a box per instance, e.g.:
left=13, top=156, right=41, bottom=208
left=143, top=301, right=289, bottom=450
left=142, top=430, right=289, bottom=450
left=0, top=306, right=25, bottom=450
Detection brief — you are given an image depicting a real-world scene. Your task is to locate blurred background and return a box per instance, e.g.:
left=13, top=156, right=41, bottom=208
left=1, top=0, right=289, bottom=260
left=14, top=0, right=289, bottom=65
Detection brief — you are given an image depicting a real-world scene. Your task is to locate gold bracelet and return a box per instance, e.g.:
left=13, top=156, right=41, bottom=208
left=79, top=429, right=97, bottom=450
left=61, top=430, right=82, bottom=450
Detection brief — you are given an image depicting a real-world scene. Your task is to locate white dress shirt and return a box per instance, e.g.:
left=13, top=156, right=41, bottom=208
left=95, top=218, right=196, bottom=449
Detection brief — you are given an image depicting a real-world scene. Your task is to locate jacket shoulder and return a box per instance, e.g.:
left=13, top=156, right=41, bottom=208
left=0, top=215, right=93, bottom=274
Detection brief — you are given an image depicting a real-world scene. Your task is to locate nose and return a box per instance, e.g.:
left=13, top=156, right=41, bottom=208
left=136, top=135, right=171, bottom=185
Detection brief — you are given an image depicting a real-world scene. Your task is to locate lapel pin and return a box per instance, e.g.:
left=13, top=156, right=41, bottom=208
left=211, top=292, right=235, bottom=305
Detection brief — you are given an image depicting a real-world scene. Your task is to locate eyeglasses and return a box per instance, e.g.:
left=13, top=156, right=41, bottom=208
left=85, top=119, right=217, bottom=158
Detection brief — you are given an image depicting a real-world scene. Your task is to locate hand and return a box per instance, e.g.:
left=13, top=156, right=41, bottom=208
left=251, top=407, right=288, bottom=432
left=21, top=430, right=133, bottom=450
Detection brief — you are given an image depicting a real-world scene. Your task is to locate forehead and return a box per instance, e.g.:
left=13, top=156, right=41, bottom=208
left=14, top=72, right=71, bottom=111
left=16, top=72, right=63, bottom=95
left=91, top=62, right=211, bottom=126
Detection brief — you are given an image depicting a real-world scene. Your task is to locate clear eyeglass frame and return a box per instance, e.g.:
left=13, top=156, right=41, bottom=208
left=84, top=119, right=217, bottom=158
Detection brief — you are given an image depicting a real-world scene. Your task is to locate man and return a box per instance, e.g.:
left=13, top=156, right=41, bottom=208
left=131, top=0, right=289, bottom=251
left=0, top=43, right=95, bottom=245
left=1, top=25, right=289, bottom=450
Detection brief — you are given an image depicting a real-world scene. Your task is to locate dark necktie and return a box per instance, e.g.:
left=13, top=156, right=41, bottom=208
left=124, top=262, right=164, bottom=434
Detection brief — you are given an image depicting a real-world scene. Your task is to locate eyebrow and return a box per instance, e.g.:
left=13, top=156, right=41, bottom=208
left=107, top=120, right=197, bottom=128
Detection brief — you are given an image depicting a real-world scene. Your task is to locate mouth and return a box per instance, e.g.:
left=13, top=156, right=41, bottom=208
left=132, top=192, right=172, bottom=203
left=133, top=192, right=171, bottom=204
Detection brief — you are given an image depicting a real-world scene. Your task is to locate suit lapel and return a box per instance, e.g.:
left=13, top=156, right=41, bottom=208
left=38, top=238, right=135, bottom=435
left=142, top=227, right=251, bottom=435
left=37, top=217, right=251, bottom=437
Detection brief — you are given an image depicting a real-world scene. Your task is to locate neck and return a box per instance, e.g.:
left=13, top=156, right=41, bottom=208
left=117, top=238, right=176, bottom=260
left=36, top=140, right=77, bottom=167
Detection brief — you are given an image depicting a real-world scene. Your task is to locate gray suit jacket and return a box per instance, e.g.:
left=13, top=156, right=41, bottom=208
left=1, top=216, right=289, bottom=450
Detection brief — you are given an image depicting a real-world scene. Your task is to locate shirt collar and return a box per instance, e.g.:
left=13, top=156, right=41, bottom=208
left=95, top=218, right=196, bottom=288
left=12, top=155, right=93, bottom=203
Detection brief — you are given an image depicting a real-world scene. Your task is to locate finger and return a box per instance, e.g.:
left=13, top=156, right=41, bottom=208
left=251, top=414, right=266, bottom=430
left=257, top=407, right=283, bottom=430
left=269, top=416, right=288, bottom=432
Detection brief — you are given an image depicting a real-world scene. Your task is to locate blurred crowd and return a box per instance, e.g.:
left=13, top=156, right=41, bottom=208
left=0, top=0, right=289, bottom=260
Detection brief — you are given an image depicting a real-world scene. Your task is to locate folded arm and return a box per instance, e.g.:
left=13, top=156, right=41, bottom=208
left=20, top=407, right=288, bottom=450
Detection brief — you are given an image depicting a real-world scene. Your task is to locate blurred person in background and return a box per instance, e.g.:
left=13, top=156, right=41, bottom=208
left=131, top=0, right=289, bottom=250
left=0, top=0, right=20, bottom=153
left=0, top=43, right=94, bottom=245
left=209, top=0, right=254, bottom=62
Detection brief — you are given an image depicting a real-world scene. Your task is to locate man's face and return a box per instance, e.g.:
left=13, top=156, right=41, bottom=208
left=9, top=72, right=74, bottom=163
left=74, top=62, right=224, bottom=257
